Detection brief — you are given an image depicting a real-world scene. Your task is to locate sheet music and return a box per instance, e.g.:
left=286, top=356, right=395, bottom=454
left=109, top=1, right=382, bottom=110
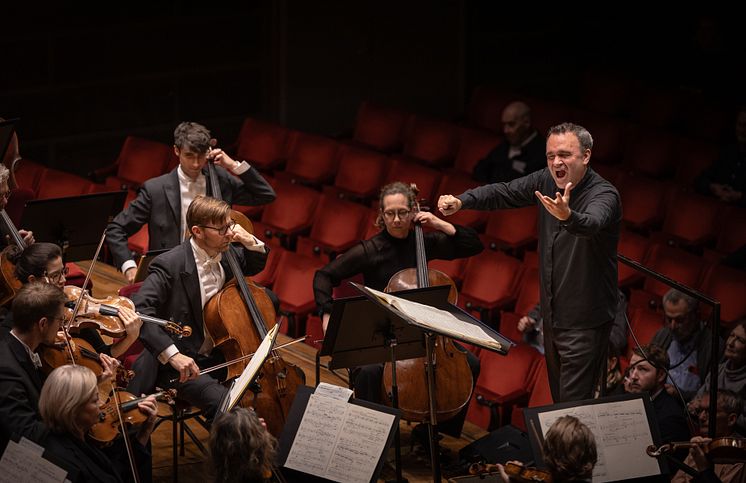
left=314, top=382, right=353, bottom=401
left=0, top=440, right=68, bottom=483
left=365, top=286, right=503, bottom=351
left=284, top=392, right=396, bottom=483
left=227, top=324, right=279, bottom=411
left=537, top=398, right=659, bottom=482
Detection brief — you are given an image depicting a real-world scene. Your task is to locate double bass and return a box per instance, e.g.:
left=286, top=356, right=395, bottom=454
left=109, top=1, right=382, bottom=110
left=382, top=199, right=473, bottom=423
left=202, top=142, right=304, bottom=436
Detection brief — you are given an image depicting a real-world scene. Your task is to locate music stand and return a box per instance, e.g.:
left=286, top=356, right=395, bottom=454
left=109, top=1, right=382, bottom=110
left=0, top=118, right=19, bottom=161
left=20, top=191, right=127, bottom=261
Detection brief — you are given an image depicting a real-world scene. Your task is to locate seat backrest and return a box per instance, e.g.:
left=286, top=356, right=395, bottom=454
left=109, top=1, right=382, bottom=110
left=235, top=117, right=290, bottom=169
left=699, top=264, right=746, bottom=324
left=116, top=136, right=173, bottom=185
left=461, top=251, right=524, bottom=306
left=260, top=180, right=320, bottom=234
left=384, top=157, right=442, bottom=206
left=402, top=116, right=460, bottom=167
left=333, top=146, right=389, bottom=198
left=454, top=127, right=502, bottom=174
left=353, top=101, right=412, bottom=152
left=308, top=194, right=369, bottom=252
left=285, top=132, right=340, bottom=183
left=484, top=205, right=538, bottom=247
left=642, top=243, right=708, bottom=298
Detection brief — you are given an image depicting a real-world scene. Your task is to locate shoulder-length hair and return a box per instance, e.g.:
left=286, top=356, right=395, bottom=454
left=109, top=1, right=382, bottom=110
left=543, top=415, right=597, bottom=481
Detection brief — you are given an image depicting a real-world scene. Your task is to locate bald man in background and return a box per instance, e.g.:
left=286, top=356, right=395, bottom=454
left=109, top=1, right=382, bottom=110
left=473, top=101, right=546, bottom=184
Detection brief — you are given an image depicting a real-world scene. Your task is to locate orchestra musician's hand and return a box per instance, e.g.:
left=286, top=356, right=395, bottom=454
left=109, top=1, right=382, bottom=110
left=19, top=229, right=34, bottom=245
left=169, top=353, right=200, bottom=383
left=98, top=353, right=120, bottom=384
left=124, top=267, right=137, bottom=284
left=689, top=436, right=712, bottom=472
left=535, top=182, right=572, bottom=221
left=414, top=211, right=456, bottom=236
left=207, top=146, right=242, bottom=173
left=117, top=305, right=143, bottom=336
left=437, top=194, right=462, bottom=216
left=517, top=316, right=537, bottom=333
left=230, top=222, right=261, bottom=249
left=136, top=394, right=159, bottom=445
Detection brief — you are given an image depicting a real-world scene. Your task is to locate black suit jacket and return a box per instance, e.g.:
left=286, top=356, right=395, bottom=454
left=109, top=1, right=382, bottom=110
left=41, top=431, right=124, bottom=483
left=133, top=239, right=269, bottom=358
left=106, top=165, right=276, bottom=269
left=0, top=334, right=46, bottom=450
left=473, top=130, right=546, bottom=184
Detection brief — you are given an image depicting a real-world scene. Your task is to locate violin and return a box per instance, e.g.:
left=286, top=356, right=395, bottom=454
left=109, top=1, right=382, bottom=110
left=647, top=437, right=746, bottom=464
left=39, top=334, right=134, bottom=384
left=63, top=285, right=192, bottom=339
left=382, top=193, right=473, bottom=423
left=89, top=388, right=176, bottom=446
left=469, top=462, right=553, bottom=483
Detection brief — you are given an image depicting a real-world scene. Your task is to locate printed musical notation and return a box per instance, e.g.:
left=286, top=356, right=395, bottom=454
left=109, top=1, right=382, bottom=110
left=284, top=387, right=396, bottom=483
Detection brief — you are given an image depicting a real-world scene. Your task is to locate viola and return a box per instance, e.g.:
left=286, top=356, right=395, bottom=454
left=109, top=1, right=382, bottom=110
left=202, top=139, right=304, bottom=436
left=647, top=437, right=746, bottom=464
left=468, top=462, right=553, bottom=483
left=382, top=196, right=473, bottom=423
left=40, top=335, right=104, bottom=378
left=63, top=285, right=192, bottom=339
left=89, top=388, right=176, bottom=446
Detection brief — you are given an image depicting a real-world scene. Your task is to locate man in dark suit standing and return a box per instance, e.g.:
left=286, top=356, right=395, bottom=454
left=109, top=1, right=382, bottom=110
left=106, top=121, right=276, bottom=284
left=132, top=195, right=269, bottom=418
left=0, top=282, right=69, bottom=449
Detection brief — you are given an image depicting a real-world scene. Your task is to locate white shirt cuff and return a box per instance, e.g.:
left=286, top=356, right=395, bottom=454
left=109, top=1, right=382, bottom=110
left=122, top=259, right=138, bottom=274
left=232, top=160, right=251, bottom=174
left=158, top=345, right=179, bottom=364
left=242, top=234, right=266, bottom=253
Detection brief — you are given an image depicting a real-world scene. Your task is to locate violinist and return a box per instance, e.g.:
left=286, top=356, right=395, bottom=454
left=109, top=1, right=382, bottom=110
left=106, top=121, right=276, bottom=284
left=496, top=415, right=597, bottom=483
left=38, top=364, right=158, bottom=483
left=671, top=390, right=746, bottom=483
left=312, top=181, right=483, bottom=442
left=0, top=242, right=143, bottom=359
left=130, top=194, right=268, bottom=418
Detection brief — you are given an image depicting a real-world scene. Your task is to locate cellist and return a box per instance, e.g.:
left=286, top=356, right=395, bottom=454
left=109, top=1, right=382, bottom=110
left=129, top=194, right=268, bottom=418
left=312, top=181, right=483, bottom=445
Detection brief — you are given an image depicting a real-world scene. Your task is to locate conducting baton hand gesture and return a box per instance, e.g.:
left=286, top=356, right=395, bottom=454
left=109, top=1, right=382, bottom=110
left=535, top=182, right=573, bottom=221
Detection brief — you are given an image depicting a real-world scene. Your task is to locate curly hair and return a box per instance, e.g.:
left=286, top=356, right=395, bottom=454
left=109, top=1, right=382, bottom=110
left=208, top=407, right=278, bottom=483
left=375, top=181, right=418, bottom=229
left=542, top=415, right=597, bottom=482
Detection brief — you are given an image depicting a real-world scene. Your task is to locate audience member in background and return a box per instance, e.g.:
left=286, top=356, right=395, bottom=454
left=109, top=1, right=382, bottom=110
left=696, top=106, right=746, bottom=206
left=624, top=344, right=691, bottom=446
left=695, top=319, right=746, bottom=427
left=106, top=121, right=275, bottom=284
left=472, top=101, right=546, bottom=184
left=209, top=407, right=277, bottom=483
left=497, top=415, right=597, bottom=483
left=517, top=289, right=628, bottom=356
left=39, top=365, right=157, bottom=483
left=672, top=390, right=746, bottom=483
left=651, top=289, right=723, bottom=402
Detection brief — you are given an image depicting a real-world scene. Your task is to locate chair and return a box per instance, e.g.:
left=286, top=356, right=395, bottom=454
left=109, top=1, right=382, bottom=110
left=617, top=174, right=672, bottom=230
left=467, top=85, right=512, bottom=132
left=104, top=136, right=173, bottom=191
left=14, top=159, right=47, bottom=196
left=626, top=308, right=664, bottom=359
left=36, top=169, right=95, bottom=199
left=352, top=101, right=412, bottom=153
left=674, top=138, right=719, bottom=188
left=498, top=267, right=540, bottom=343
left=251, top=245, right=285, bottom=288
left=510, top=357, right=553, bottom=431
left=657, top=191, right=722, bottom=248
left=622, top=128, right=678, bottom=179
left=234, top=117, right=290, bottom=171
left=466, top=343, right=541, bottom=430
left=699, top=264, right=746, bottom=326
left=453, top=127, right=502, bottom=175
left=281, top=131, right=339, bottom=185
left=401, top=115, right=460, bottom=167
left=271, top=250, right=326, bottom=337
left=617, top=229, right=651, bottom=287
left=295, top=194, right=370, bottom=261
left=427, top=258, right=468, bottom=287
left=435, top=172, right=488, bottom=229
left=259, top=180, right=320, bottom=248
left=383, top=157, right=442, bottom=206
left=326, top=145, right=388, bottom=201
left=459, top=251, right=524, bottom=324
left=482, top=205, right=538, bottom=251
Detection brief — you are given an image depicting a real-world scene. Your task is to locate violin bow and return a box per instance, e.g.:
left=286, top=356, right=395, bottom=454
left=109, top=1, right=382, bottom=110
left=110, top=379, right=141, bottom=483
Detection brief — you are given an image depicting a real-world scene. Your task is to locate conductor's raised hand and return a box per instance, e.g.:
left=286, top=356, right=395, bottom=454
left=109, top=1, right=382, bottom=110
left=535, top=181, right=573, bottom=221
left=414, top=211, right=456, bottom=236
left=437, top=195, right=462, bottom=216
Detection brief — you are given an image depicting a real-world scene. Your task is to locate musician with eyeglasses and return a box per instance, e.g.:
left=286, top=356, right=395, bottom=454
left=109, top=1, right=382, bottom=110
left=106, top=121, right=275, bottom=285
left=312, top=181, right=483, bottom=443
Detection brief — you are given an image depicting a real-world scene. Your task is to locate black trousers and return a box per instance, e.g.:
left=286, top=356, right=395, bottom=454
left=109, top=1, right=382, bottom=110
left=352, top=343, right=480, bottom=437
left=543, top=320, right=613, bottom=403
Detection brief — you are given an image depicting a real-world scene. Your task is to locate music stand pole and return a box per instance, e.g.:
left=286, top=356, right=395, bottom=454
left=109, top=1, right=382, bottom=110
left=423, top=332, right=441, bottom=482
left=386, top=334, right=408, bottom=483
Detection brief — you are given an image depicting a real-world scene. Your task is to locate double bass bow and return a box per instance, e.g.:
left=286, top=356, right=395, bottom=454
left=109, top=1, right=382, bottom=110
left=201, top=140, right=304, bottom=437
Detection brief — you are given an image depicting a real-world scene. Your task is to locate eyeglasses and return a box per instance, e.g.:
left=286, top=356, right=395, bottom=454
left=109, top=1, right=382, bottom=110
left=382, top=209, right=412, bottom=221
left=200, top=221, right=237, bottom=236
left=44, top=266, right=69, bottom=282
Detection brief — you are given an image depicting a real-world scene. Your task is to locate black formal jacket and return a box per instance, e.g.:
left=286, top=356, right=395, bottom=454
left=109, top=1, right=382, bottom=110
left=459, top=167, right=621, bottom=329
left=41, top=431, right=123, bottom=483
left=473, top=130, right=546, bottom=184
left=132, top=239, right=268, bottom=358
left=0, top=334, right=46, bottom=450
left=106, top=165, right=276, bottom=269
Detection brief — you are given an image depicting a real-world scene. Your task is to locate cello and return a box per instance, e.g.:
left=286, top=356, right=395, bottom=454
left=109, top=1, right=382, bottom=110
left=201, top=141, right=304, bottom=437
left=382, top=199, right=473, bottom=423
left=0, top=209, right=27, bottom=305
